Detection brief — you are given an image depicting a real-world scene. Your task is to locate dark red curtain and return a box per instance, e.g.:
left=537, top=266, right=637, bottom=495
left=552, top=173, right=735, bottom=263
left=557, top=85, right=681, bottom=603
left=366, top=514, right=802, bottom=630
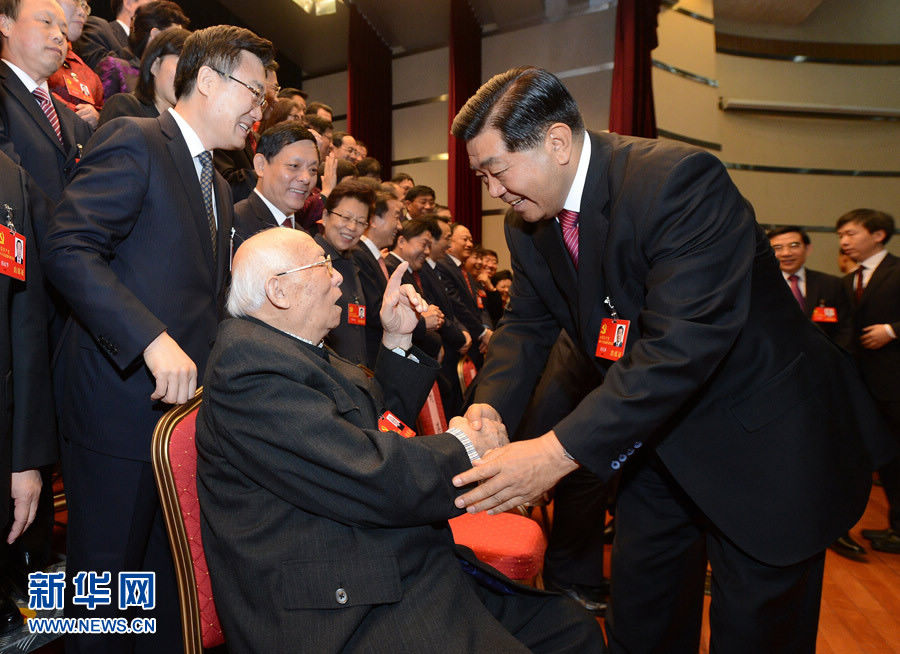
left=608, top=0, right=661, bottom=138
left=448, top=0, right=482, bottom=242
left=347, top=4, right=392, bottom=172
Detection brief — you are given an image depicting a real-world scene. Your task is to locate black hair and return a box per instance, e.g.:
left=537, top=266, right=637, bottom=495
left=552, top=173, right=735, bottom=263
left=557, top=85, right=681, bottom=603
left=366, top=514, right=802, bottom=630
left=256, top=123, right=316, bottom=161
left=404, top=185, right=435, bottom=202
left=325, top=178, right=376, bottom=215
left=451, top=66, right=584, bottom=152
left=399, top=218, right=440, bottom=242
left=129, top=1, right=189, bottom=60
left=836, top=209, right=895, bottom=245
left=134, top=26, right=189, bottom=106
left=766, top=226, right=810, bottom=245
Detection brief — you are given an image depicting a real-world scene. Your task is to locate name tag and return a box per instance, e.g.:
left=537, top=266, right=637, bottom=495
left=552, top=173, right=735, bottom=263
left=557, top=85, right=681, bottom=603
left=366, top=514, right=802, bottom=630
left=811, top=306, right=838, bottom=323
left=347, top=303, right=366, bottom=325
left=378, top=411, right=416, bottom=438
left=0, top=224, right=26, bottom=281
left=595, top=318, right=629, bottom=361
left=64, top=73, right=94, bottom=103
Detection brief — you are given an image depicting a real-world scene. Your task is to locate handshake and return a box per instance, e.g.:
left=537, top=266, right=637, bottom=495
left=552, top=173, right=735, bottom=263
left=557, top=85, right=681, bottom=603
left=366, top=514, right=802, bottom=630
left=448, top=413, right=508, bottom=459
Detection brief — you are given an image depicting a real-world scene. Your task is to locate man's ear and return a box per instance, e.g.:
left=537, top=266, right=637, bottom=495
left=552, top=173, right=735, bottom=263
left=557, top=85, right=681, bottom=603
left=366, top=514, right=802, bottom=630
left=195, top=65, right=218, bottom=100
left=873, top=229, right=888, bottom=245
left=253, top=152, right=267, bottom=177
left=264, top=275, right=290, bottom=309
left=545, top=123, right=573, bottom=166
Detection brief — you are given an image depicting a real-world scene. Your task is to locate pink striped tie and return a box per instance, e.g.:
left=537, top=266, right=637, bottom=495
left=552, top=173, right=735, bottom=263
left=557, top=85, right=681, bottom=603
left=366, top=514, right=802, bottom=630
left=558, top=209, right=579, bottom=267
left=32, top=87, right=63, bottom=146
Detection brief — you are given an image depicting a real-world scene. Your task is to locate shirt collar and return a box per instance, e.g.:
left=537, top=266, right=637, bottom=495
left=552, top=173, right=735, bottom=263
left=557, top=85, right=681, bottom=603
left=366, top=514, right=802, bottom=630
left=388, top=251, right=405, bottom=265
left=116, top=19, right=131, bottom=36
left=360, top=235, right=382, bottom=260
left=426, top=257, right=437, bottom=269
left=167, top=107, right=208, bottom=160
left=782, top=267, right=806, bottom=282
left=562, top=132, right=591, bottom=213
left=253, top=188, right=294, bottom=227
left=2, top=59, right=46, bottom=94
left=447, top=253, right=461, bottom=267
left=859, top=249, right=888, bottom=271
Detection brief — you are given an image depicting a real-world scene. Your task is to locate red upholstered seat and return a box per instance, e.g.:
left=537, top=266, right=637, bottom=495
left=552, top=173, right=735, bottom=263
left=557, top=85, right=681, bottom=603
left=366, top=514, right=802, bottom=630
left=449, top=512, right=547, bottom=582
left=151, top=390, right=225, bottom=653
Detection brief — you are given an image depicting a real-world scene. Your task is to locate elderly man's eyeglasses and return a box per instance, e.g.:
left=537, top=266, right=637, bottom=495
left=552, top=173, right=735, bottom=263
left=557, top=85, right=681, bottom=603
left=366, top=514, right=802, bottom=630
left=330, top=209, right=368, bottom=229
left=276, top=255, right=333, bottom=277
left=210, top=67, right=266, bottom=108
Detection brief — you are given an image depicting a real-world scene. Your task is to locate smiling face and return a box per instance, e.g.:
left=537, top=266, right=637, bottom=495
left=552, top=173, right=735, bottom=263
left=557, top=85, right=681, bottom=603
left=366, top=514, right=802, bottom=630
left=395, top=231, right=433, bottom=271
left=0, top=0, right=68, bottom=82
left=405, top=194, right=434, bottom=220
left=200, top=50, right=266, bottom=150
left=448, top=225, right=473, bottom=261
left=322, top=197, right=369, bottom=253
left=255, top=139, right=319, bottom=215
left=466, top=126, right=572, bottom=223
left=368, top=198, right=402, bottom=249
left=769, top=231, right=808, bottom=275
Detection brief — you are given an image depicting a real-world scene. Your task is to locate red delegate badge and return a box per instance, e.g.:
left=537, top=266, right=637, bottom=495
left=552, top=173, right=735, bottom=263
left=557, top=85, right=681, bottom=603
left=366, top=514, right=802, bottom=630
left=347, top=303, right=366, bottom=325
left=595, top=319, right=629, bottom=361
left=0, top=223, right=26, bottom=282
left=811, top=306, right=838, bottom=323
left=63, top=73, right=94, bottom=104
left=378, top=411, right=416, bottom=438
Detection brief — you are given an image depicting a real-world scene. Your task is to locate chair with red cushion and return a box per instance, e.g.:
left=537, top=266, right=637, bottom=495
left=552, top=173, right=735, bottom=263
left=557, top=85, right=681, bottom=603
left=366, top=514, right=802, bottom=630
left=151, top=389, right=225, bottom=653
left=449, top=512, right=547, bottom=583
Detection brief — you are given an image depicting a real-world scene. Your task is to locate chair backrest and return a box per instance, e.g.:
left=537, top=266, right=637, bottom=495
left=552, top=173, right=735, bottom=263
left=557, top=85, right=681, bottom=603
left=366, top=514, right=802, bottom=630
left=151, top=388, right=225, bottom=653
left=457, top=355, right=478, bottom=390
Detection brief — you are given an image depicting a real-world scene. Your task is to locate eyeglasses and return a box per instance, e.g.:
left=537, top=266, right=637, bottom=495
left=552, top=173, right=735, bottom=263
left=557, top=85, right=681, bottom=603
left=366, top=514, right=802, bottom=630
left=771, top=242, right=804, bottom=252
left=329, top=209, right=368, bottom=230
left=275, top=255, right=333, bottom=277
left=210, top=67, right=266, bottom=107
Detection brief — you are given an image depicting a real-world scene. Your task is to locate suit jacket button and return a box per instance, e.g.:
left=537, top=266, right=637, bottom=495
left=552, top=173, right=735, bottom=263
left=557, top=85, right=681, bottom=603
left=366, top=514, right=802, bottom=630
left=335, top=588, right=348, bottom=604
left=633, top=441, right=642, bottom=449
left=618, top=454, right=627, bottom=462
left=626, top=448, right=634, bottom=455
left=611, top=460, right=620, bottom=470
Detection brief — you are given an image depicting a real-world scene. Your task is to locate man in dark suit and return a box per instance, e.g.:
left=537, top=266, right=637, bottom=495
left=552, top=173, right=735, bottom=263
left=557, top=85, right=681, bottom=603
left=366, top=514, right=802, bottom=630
left=767, top=225, right=862, bottom=557
left=352, top=186, right=403, bottom=369
left=0, top=153, right=56, bottom=635
left=385, top=219, right=446, bottom=362
left=837, top=209, right=900, bottom=554
left=232, top=122, right=319, bottom=248
left=197, top=226, right=605, bottom=654
left=436, top=222, right=492, bottom=366
left=450, top=67, right=894, bottom=654
left=41, top=26, right=274, bottom=653
left=0, top=0, right=93, bottom=208
left=72, top=0, right=142, bottom=71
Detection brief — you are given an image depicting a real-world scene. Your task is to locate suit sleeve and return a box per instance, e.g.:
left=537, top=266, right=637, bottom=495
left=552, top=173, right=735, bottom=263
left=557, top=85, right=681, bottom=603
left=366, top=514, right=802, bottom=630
left=9, top=169, right=57, bottom=471
left=202, top=340, right=469, bottom=529
left=555, top=152, right=755, bottom=479
left=40, top=119, right=167, bottom=370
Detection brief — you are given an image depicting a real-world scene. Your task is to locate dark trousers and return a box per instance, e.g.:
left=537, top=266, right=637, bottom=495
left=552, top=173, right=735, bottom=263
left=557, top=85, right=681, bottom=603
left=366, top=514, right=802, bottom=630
left=606, top=457, right=825, bottom=654
left=61, top=440, right=183, bottom=654
left=873, top=399, right=900, bottom=531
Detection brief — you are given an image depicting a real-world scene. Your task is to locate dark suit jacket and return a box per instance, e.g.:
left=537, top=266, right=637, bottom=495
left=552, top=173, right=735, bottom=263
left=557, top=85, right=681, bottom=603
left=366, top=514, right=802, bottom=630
left=73, top=16, right=133, bottom=71
left=232, top=190, right=290, bottom=250
left=97, top=91, right=158, bottom=127
left=384, top=253, right=442, bottom=359
left=214, top=143, right=257, bottom=203
left=352, top=240, right=389, bottom=369
left=0, top=62, right=93, bottom=207
left=801, top=267, right=852, bottom=347
left=315, top=234, right=368, bottom=365
left=475, top=131, right=894, bottom=567
left=41, top=112, right=232, bottom=461
left=0, top=154, right=56, bottom=528
left=197, top=316, right=547, bottom=653
left=843, top=253, right=900, bottom=402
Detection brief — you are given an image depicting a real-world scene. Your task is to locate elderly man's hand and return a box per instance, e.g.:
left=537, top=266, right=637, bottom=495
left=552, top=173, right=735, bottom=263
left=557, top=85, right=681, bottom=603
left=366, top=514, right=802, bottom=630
left=7, top=469, right=41, bottom=544
left=452, top=430, right=578, bottom=514
left=449, top=415, right=508, bottom=458
left=381, top=261, right=428, bottom=351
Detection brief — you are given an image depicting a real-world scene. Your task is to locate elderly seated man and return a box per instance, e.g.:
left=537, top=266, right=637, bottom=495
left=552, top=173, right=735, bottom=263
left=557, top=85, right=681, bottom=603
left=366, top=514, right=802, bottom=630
left=196, top=228, right=606, bottom=653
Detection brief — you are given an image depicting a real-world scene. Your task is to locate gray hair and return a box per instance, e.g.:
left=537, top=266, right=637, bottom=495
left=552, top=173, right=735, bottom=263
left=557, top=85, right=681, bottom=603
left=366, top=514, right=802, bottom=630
left=226, top=228, right=304, bottom=317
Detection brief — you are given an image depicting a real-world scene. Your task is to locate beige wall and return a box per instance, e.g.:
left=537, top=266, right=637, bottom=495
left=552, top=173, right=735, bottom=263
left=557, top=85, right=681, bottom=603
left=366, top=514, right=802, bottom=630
left=654, top=0, right=900, bottom=275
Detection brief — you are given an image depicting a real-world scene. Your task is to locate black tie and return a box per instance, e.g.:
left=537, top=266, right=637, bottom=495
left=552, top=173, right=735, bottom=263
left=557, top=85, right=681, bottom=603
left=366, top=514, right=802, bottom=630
left=197, top=151, right=217, bottom=262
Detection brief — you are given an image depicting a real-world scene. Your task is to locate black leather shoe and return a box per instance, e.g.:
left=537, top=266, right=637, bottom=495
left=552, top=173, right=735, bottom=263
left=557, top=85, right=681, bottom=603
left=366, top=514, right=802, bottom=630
left=0, top=590, right=22, bottom=637
left=544, top=578, right=609, bottom=616
left=861, top=528, right=894, bottom=541
left=830, top=534, right=867, bottom=558
left=870, top=532, right=900, bottom=554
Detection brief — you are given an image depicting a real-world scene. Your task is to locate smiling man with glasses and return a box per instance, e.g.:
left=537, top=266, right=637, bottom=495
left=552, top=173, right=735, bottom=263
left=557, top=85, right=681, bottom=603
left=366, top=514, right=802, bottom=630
left=41, top=24, right=274, bottom=653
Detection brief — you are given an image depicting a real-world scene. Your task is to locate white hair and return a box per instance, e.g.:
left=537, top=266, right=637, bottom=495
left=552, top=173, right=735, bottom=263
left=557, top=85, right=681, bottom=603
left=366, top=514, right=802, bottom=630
left=226, top=228, right=307, bottom=317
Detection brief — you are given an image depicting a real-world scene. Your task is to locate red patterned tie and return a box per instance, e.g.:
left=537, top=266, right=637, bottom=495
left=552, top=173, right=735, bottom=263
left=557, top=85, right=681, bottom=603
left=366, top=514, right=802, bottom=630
left=32, top=87, right=63, bottom=146
left=788, top=274, right=805, bottom=311
left=558, top=209, right=579, bottom=267
left=854, top=266, right=865, bottom=303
